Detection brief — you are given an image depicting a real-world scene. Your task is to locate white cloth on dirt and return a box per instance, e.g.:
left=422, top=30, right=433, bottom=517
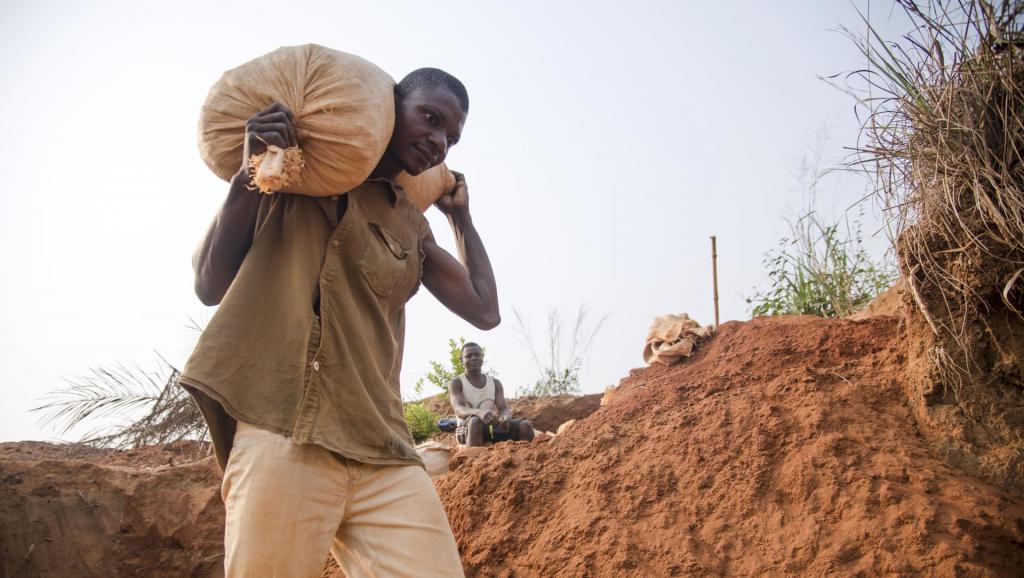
left=643, top=313, right=713, bottom=365
left=416, top=440, right=457, bottom=478
left=222, top=421, right=464, bottom=578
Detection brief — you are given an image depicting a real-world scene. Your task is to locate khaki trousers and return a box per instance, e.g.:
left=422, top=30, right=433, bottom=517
left=222, top=422, right=465, bottom=578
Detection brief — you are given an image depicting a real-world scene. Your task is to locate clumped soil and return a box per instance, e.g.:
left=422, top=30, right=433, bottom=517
left=437, top=316, right=1024, bottom=577
left=4, top=315, right=1023, bottom=577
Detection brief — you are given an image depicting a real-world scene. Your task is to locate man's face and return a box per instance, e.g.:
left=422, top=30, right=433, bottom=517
left=462, top=345, right=484, bottom=372
left=389, top=85, right=466, bottom=176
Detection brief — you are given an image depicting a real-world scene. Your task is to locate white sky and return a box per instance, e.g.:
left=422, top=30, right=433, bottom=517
left=0, top=1, right=908, bottom=442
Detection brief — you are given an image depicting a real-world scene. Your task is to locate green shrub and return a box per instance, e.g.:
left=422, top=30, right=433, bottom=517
left=403, top=402, right=440, bottom=444
left=520, top=367, right=582, bottom=397
left=747, top=207, right=895, bottom=318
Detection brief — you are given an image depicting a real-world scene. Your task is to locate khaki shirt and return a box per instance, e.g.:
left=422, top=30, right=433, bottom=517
left=180, top=179, right=430, bottom=470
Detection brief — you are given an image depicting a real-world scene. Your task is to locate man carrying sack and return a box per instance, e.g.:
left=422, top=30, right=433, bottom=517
left=180, top=67, right=495, bottom=578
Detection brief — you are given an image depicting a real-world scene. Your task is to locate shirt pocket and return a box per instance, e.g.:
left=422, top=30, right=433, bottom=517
left=358, top=221, right=411, bottom=298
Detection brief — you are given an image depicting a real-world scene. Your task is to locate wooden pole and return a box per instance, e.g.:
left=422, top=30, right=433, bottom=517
left=711, top=236, right=720, bottom=327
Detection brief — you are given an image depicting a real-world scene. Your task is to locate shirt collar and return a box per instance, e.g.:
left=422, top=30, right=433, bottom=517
left=315, top=178, right=408, bottom=226
left=362, top=177, right=407, bottom=207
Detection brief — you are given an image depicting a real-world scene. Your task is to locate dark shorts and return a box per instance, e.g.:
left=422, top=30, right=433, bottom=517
left=456, top=417, right=529, bottom=445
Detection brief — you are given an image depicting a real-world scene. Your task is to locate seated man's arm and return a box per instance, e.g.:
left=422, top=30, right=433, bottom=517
left=495, top=378, right=534, bottom=441
left=494, top=379, right=513, bottom=426
left=448, top=377, right=496, bottom=423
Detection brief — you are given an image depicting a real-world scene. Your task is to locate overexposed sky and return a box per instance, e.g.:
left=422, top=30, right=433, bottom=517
left=0, top=1, right=907, bottom=442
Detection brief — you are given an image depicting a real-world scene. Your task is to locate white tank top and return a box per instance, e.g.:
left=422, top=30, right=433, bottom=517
left=457, top=373, right=495, bottom=426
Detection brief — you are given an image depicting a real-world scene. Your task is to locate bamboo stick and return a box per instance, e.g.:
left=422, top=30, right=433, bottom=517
left=711, top=236, right=720, bottom=327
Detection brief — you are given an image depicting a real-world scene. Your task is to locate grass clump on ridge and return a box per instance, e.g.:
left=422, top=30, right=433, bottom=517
left=840, top=0, right=1024, bottom=492
left=747, top=207, right=896, bottom=319
left=845, top=0, right=1024, bottom=340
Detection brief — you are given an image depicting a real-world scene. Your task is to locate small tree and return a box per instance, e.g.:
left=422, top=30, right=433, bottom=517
left=414, top=337, right=467, bottom=397
left=403, top=402, right=440, bottom=443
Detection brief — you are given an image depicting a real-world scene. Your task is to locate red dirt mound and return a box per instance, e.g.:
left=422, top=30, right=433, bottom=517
left=506, top=394, right=602, bottom=433
left=6, top=316, right=1024, bottom=577
left=0, top=442, right=223, bottom=578
left=437, top=316, right=1024, bottom=577
left=423, top=393, right=602, bottom=434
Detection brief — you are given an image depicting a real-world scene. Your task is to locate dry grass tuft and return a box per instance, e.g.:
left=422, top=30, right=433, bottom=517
left=841, top=0, right=1024, bottom=492
left=847, top=0, right=1024, bottom=343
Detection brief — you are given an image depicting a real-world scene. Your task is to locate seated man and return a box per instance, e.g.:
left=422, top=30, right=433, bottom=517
left=449, top=342, right=534, bottom=446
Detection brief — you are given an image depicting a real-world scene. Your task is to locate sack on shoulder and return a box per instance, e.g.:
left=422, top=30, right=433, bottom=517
left=198, top=44, right=454, bottom=210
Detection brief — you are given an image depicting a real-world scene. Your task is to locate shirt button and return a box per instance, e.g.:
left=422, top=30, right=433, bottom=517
left=312, top=361, right=321, bottom=371
left=331, top=240, right=340, bottom=248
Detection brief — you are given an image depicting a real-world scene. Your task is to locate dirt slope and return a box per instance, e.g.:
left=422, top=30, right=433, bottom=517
left=0, top=442, right=222, bottom=578
left=436, top=316, right=1024, bottom=577
left=4, top=316, right=1023, bottom=577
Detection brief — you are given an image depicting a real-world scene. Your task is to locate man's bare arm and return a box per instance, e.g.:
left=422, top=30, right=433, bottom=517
left=193, top=103, right=297, bottom=305
left=421, top=173, right=500, bottom=330
left=193, top=175, right=261, bottom=305
left=494, top=379, right=513, bottom=427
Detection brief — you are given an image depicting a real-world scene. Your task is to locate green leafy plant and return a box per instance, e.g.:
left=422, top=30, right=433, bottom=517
left=414, top=337, right=467, bottom=397
left=747, top=207, right=896, bottom=318
left=523, top=367, right=584, bottom=397
left=403, top=402, right=440, bottom=443
left=747, top=134, right=896, bottom=319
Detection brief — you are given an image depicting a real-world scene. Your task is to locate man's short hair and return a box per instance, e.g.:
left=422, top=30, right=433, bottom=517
left=461, top=341, right=481, bottom=352
left=396, top=68, right=469, bottom=114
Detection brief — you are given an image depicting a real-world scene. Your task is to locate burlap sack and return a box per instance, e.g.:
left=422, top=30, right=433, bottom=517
left=198, top=44, right=455, bottom=208
left=396, top=163, right=457, bottom=211
left=642, top=313, right=714, bottom=366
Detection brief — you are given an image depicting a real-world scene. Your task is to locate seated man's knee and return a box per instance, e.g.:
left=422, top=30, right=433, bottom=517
left=465, top=416, right=486, bottom=446
left=518, top=419, right=535, bottom=441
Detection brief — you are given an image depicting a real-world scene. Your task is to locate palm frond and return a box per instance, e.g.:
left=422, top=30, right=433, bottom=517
left=33, top=357, right=208, bottom=449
